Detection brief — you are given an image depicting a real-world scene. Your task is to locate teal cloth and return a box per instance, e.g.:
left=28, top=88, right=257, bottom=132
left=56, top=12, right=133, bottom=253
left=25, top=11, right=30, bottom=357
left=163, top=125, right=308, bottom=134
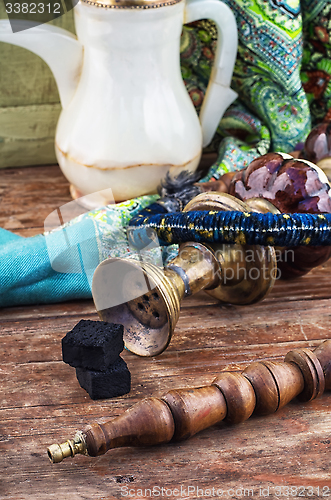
left=0, top=224, right=92, bottom=307
left=0, top=196, right=174, bottom=308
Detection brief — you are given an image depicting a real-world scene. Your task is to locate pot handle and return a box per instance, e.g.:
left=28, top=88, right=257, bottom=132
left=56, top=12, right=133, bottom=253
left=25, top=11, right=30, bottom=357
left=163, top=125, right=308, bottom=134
left=184, top=0, right=238, bottom=147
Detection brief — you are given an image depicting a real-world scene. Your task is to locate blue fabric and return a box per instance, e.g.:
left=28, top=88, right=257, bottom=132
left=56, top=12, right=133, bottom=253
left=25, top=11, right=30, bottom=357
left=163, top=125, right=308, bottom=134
left=0, top=196, right=166, bottom=308
left=0, top=221, right=97, bottom=308
left=0, top=228, right=23, bottom=246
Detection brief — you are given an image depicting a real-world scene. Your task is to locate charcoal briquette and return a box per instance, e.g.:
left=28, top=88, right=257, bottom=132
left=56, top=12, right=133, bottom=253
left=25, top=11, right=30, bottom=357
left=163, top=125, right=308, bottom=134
left=75, top=358, right=131, bottom=400
left=62, top=319, right=124, bottom=371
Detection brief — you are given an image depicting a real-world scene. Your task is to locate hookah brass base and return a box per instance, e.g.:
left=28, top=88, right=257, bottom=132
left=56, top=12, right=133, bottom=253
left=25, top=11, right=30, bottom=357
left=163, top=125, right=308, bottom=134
left=92, top=258, right=182, bottom=356
left=92, top=193, right=278, bottom=356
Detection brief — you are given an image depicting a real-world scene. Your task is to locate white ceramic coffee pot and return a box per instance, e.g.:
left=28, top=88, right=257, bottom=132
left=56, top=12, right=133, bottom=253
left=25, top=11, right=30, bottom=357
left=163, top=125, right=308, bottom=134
left=0, top=0, right=238, bottom=206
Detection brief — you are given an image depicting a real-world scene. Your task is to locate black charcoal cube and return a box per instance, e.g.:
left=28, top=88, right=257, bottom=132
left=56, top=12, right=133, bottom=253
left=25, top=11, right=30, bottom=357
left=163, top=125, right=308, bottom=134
left=76, top=358, right=131, bottom=400
left=62, top=319, right=124, bottom=371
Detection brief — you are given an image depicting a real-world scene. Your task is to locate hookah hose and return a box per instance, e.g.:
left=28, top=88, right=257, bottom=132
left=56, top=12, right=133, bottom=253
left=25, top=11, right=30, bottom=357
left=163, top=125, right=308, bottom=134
left=128, top=203, right=331, bottom=248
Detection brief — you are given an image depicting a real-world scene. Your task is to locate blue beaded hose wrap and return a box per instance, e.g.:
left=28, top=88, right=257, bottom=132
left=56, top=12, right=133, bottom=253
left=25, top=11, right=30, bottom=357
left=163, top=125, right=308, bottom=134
left=128, top=206, right=331, bottom=249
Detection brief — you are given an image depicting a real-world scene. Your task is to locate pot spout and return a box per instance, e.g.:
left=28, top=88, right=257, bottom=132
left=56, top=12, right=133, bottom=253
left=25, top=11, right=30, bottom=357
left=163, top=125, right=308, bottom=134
left=0, top=20, right=83, bottom=109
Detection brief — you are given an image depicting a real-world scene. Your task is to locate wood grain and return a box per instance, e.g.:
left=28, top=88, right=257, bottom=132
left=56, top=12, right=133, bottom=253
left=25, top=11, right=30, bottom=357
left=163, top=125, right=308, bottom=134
left=0, top=3, right=75, bottom=168
left=1, top=165, right=331, bottom=499
left=0, top=4, right=75, bottom=108
left=0, top=104, right=61, bottom=168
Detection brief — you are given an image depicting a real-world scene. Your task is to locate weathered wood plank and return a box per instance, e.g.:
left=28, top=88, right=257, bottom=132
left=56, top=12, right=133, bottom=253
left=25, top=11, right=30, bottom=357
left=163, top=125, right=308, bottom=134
left=1, top=395, right=331, bottom=499
left=0, top=340, right=327, bottom=411
left=1, top=297, right=331, bottom=365
left=0, top=4, right=75, bottom=167
left=0, top=165, right=71, bottom=230
left=0, top=104, right=61, bottom=168
left=1, top=104, right=59, bottom=138
left=0, top=157, right=217, bottom=229
left=1, top=261, right=331, bottom=321
left=0, top=3, right=75, bottom=108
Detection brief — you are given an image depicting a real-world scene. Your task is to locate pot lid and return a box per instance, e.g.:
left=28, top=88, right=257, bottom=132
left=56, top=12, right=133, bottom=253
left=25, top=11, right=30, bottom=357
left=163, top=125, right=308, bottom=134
left=81, top=0, right=182, bottom=8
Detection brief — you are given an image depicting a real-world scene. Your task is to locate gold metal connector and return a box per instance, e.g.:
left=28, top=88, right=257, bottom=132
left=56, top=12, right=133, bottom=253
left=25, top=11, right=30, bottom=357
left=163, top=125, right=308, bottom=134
left=47, top=432, right=87, bottom=463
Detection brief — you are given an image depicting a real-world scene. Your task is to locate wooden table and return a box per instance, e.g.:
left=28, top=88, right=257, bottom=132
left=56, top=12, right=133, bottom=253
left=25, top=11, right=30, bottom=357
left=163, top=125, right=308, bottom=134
left=1, top=165, right=331, bottom=500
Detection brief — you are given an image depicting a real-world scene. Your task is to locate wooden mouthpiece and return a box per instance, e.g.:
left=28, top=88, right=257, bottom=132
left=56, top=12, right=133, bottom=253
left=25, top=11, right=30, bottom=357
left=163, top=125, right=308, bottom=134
left=47, top=340, right=331, bottom=462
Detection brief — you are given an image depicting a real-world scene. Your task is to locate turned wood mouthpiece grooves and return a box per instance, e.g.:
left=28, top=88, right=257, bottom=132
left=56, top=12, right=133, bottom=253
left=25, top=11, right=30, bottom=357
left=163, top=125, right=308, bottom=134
left=47, top=340, right=331, bottom=462
left=212, top=372, right=256, bottom=424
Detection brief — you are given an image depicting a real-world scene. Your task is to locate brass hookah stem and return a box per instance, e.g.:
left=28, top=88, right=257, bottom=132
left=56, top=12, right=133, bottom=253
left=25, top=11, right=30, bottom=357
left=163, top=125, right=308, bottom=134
left=47, top=340, right=331, bottom=463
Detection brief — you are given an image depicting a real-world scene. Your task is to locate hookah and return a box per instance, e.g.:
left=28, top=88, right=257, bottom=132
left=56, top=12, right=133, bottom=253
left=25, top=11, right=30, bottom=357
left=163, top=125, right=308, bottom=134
left=47, top=149, right=331, bottom=463
left=47, top=339, right=331, bottom=462
left=92, top=152, right=331, bottom=356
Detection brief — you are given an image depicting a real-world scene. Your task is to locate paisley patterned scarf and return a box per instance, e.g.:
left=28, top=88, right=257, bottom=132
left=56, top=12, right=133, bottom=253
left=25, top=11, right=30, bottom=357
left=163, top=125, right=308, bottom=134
left=182, top=0, right=331, bottom=180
